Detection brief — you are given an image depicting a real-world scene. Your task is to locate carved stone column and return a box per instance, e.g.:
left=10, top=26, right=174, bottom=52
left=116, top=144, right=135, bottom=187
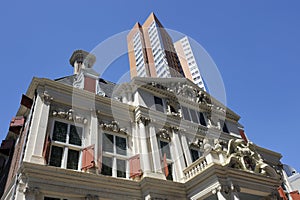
left=180, top=134, right=192, bottom=166
left=24, top=89, right=52, bottom=164
left=138, top=117, right=151, bottom=174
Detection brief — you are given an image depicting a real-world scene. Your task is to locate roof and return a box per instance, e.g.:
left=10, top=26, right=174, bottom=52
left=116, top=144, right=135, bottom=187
left=54, top=75, right=117, bottom=98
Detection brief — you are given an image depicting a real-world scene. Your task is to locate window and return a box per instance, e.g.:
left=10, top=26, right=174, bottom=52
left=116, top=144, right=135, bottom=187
left=49, top=121, right=83, bottom=170
left=154, top=96, right=164, bottom=112
left=220, top=120, right=229, bottom=133
left=198, top=112, right=207, bottom=126
left=182, top=106, right=191, bottom=121
left=190, top=148, right=202, bottom=162
left=159, top=140, right=173, bottom=181
left=190, top=109, right=198, bottom=123
left=101, top=133, right=127, bottom=178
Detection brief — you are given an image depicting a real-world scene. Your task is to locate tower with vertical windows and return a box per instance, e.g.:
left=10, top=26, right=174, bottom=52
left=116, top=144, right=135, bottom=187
left=174, top=36, right=206, bottom=91
left=127, top=13, right=185, bottom=79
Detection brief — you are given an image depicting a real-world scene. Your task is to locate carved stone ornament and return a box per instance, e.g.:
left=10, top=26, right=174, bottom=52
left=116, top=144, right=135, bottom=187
left=189, top=138, right=203, bottom=148
left=41, top=90, right=53, bottom=104
left=157, top=128, right=171, bottom=141
left=52, top=109, right=88, bottom=124
left=213, top=139, right=228, bottom=152
left=226, top=139, right=279, bottom=178
left=85, top=194, right=99, bottom=200
left=138, top=116, right=151, bottom=126
left=99, top=120, right=127, bottom=135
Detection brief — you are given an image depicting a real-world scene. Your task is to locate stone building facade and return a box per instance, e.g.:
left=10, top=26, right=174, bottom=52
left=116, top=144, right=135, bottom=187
left=0, top=50, right=295, bottom=200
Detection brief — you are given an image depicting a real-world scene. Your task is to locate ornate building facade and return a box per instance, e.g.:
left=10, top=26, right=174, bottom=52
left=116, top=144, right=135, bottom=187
left=0, top=50, right=297, bottom=200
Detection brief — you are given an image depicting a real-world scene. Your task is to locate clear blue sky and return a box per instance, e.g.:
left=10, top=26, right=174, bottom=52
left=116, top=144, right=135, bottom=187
left=0, top=1, right=299, bottom=170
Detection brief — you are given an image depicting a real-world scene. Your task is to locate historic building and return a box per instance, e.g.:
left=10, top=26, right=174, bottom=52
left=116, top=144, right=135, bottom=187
left=1, top=49, right=298, bottom=200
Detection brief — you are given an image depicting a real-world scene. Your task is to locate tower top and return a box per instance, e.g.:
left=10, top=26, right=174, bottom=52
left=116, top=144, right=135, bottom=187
left=69, top=50, right=96, bottom=74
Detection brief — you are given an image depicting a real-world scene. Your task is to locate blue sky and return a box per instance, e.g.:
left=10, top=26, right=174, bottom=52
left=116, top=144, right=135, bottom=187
left=0, top=1, right=299, bottom=170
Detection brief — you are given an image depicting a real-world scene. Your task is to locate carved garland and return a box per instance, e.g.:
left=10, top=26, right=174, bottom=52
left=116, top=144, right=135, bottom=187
left=99, top=120, right=127, bottom=135
left=156, top=128, right=171, bottom=141
left=51, top=109, right=88, bottom=124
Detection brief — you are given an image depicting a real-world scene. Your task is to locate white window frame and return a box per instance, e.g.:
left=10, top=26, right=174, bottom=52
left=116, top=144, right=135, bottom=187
left=49, top=118, right=84, bottom=171
left=101, top=131, right=129, bottom=179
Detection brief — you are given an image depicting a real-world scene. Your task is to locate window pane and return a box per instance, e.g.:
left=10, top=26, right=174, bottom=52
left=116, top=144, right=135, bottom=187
left=101, top=156, right=112, bottom=176
left=103, top=133, right=114, bottom=153
left=117, top=159, right=126, bottom=178
left=154, top=96, right=164, bottom=112
left=69, top=125, right=82, bottom=146
left=116, top=136, right=127, bottom=155
left=190, top=149, right=199, bottom=162
left=190, top=109, right=198, bottom=123
left=166, top=163, right=173, bottom=181
left=182, top=106, right=190, bottom=121
left=66, top=149, right=79, bottom=170
left=199, top=112, right=207, bottom=126
left=220, top=120, right=229, bottom=133
left=160, top=141, right=171, bottom=159
left=49, top=146, right=63, bottom=167
left=52, top=121, right=67, bottom=143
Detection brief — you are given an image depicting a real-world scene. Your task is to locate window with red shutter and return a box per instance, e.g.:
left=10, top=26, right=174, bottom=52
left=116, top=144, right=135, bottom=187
left=81, top=144, right=95, bottom=170
left=129, top=154, right=142, bottom=178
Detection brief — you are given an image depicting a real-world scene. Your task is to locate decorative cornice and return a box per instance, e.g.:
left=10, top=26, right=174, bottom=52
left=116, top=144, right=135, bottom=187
left=51, top=109, right=88, bottom=124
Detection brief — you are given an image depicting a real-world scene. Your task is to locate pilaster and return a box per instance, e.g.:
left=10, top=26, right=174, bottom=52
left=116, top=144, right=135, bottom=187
left=24, top=89, right=52, bottom=164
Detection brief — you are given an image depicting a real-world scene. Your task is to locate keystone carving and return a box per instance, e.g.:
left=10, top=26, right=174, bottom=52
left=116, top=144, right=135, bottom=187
left=157, top=128, right=171, bottom=141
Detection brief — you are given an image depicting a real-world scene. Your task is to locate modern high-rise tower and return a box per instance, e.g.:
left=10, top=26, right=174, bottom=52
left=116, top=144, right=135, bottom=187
left=174, top=36, right=206, bottom=91
left=127, top=13, right=185, bottom=79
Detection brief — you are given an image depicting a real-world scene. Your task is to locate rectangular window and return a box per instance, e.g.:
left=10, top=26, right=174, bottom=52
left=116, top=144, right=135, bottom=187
left=101, top=133, right=127, bottom=178
left=49, top=121, right=83, bottom=170
left=154, top=96, right=164, bottom=112
left=101, top=156, right=112, bottom=176
left=49, top=146, right=63, bottom=167
left=190, top=148, right=202, bottom=162
left=199, top=112, right=207, bottom=126
left=190, top=109, right=198, bottom=123
left=220, top=120, right=229, bottom=133
left=160, top=140, right=171, bottom=159
left=182, top=106, right=191, bottom=121
left=66, top=149, right=79, bottom=170
left=166, top=163, right=173, bottom=181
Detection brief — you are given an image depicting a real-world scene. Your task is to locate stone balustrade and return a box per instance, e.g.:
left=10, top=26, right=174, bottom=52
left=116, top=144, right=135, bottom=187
left=183, top=156, right=209, bottom=180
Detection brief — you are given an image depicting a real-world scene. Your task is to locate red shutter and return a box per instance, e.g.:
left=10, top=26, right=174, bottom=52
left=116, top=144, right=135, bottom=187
left=277, top=186, right=288, bottom=200
left=163, top=153, right=169, bottom=177
left=9, top=116, right=25, bottom=134
left=20, top=94, right=33, bottom=109
left=129, top=154, right=142, bottom=178
left=42, top=134, right=51, bottom=164
left=290, top=191, right=300, bottom=200
left=239, top=129, right=248, bottom=143
left=82, top=145, right=95, bottom=170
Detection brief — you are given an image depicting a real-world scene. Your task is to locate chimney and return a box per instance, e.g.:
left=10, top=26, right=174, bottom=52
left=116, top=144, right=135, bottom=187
left=70, top=50, right=102, bottom=94
left=69, top=50, right=96, bottom=75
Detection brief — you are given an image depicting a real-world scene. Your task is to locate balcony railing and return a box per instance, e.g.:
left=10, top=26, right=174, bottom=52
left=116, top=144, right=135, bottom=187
left=183, top=156, right=209, bottom=180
